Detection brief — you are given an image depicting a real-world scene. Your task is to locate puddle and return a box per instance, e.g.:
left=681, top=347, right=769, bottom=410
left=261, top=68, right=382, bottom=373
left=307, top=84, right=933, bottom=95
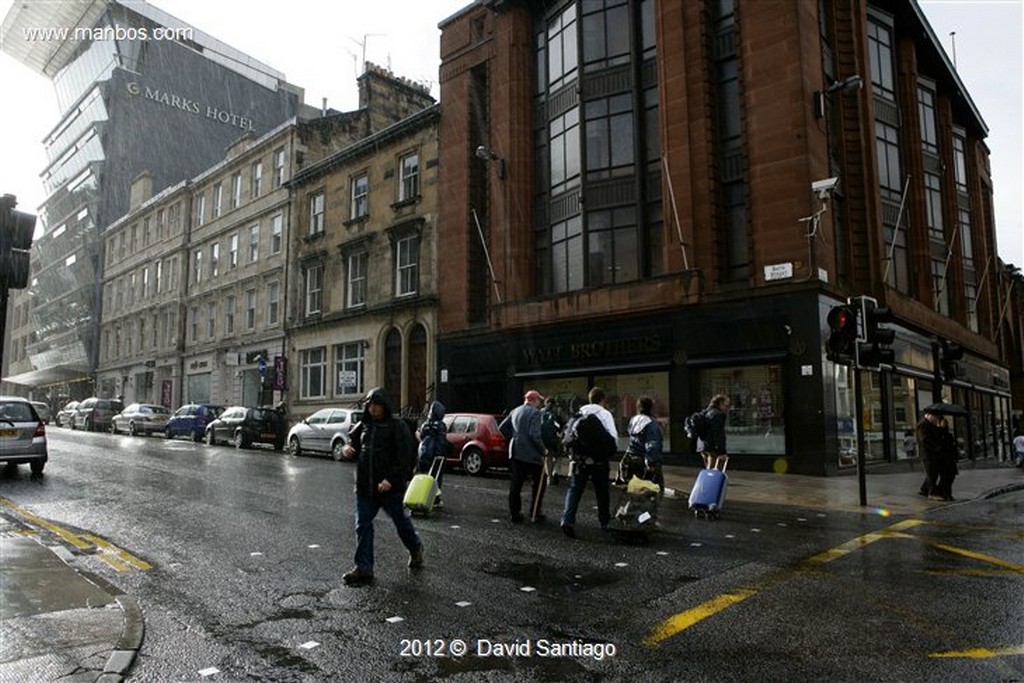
left=480, top=560, right=621, bottom=594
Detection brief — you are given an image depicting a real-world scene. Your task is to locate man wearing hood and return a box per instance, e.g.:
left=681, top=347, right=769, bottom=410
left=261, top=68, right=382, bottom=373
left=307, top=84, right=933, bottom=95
left=340, top=387, right=423, bottom=585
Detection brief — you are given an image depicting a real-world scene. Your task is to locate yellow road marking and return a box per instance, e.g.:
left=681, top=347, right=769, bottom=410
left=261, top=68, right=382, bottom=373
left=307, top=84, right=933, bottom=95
left=1, top=496, right=150, bottom=572
left=927, top=542, right=1024, bottom=575
left=643, top=587, right=760, bottom=646
left=929, top=645, right=1024, bottom=658
left=925, top=569, right=1018, bottom=577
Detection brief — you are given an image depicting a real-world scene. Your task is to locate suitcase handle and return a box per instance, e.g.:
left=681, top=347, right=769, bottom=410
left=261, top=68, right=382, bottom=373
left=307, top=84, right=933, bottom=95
left=429, top=455, right=445, bottom=479
left=712, top=455, right=728, bottom=473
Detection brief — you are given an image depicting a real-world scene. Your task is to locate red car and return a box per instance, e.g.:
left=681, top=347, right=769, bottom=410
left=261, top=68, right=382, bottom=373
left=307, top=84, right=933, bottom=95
left=442, top=412, right=509, bottom=475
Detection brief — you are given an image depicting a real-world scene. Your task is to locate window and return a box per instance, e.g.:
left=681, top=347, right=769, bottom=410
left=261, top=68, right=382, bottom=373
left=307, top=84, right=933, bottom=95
left=309, top=191, right=325, bottom=235
left=206, top=302, right=216, bottom=339
left=225, top=295, right=236, bottom=335
left=700, top=364, right=785, bottom=455
left=156, top=208, right=165, bottom=239
left=395, top=235, right=419, bottom=296
left=549, top=108, right=581, bottom=194
left=196, top=194, right=206, bottom=226
left=305, top=263, right=324, bottom=315
left=585, top=94, right=635, bottom=180
left=229, top=172, right=241, bottom=209
left=155, top=259, right=162, bottom=293
left=245, top=289, right=256, bottom=330
left=588, top=207, right=639, bottom=286
left=248, top=223, right=259, bottom=262
left=210, top=242, right=220, bottom=278
left=351, top=174, right=368, bottom=219
left=193, top=248, right=202, bottom=283
left=168, top=202, right=181, bottom=234
left=867, top=17, right=896, bottom=101
left=229, top=233, right=239, bottom=269
left=143, top=216, right=151, bottom=246
left=547, top=5, right=579, bottom=90
left=267, top=281, right=280, bottom=326
left=334, top=342, right=365, bottom=396
left=581, top=0, right=630, bottom=71
left=251, top=161, right=263, bottom=199
left=142, top=266, right=150, bottom=297
left=300, top=347, right=327, bottom=399
left=399, top=153, right=419, bottom=201
left=270, top=214, right=283, bottom=254
left=273, top=147, right=286, bottom=187
left=917, top=83, right=938, bottom=155
left=347, top=251, right=368, bottom=308
left=212, top=183, right=222, bottom=218
left=190, top=306, right=198, bottom=341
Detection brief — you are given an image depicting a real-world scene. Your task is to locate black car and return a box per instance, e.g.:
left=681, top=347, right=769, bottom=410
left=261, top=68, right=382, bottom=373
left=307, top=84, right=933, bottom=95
left=204, top=406, right=286, bottom=450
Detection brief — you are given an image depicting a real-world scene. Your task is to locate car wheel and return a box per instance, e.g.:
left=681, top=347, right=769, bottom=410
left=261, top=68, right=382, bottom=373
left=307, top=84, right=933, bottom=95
left=233, top=430, right=246, bottom=449
left=29, top=461, right=45, bottom=476
left=205, top=429, right=216, bottom=446
left=192, top=429, right=203, bottom=443
left=129, top=422, right=137, bottom=436
left=85, top=417, right=94, bottom=432
left=462, top=448, right=485, bottom=476
left=331, top=440, right=345, bottom=461
left=165, top=428, right=172, bottom=439
left=288, top=436, right=302, bottom=457
left=110, top=422, right=118, bottom=434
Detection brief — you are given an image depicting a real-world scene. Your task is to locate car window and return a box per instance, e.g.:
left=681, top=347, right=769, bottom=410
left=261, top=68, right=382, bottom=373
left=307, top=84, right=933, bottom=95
left=451, top=416, right=471, bottom=434
left=351, top=411, right=362, bottom=423
left=0, top=402, right=35, bottom=422
left=308, top=410, right=328, bottom=425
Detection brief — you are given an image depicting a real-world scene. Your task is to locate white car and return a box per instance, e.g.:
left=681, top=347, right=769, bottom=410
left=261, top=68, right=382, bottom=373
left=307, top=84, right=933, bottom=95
left=286, top=408, right=362, bottom=460
left=110, top=403, right=172, bottom=436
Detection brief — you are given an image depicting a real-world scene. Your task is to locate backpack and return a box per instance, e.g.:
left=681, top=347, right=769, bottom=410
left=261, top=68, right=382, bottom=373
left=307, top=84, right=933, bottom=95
left=685, top=410, right=709, bottom=441
left=568, top=412, right=617, bottom=462
left=417, top=419, right=449, bottom=464
left=540, top=411, right=561, bottom=452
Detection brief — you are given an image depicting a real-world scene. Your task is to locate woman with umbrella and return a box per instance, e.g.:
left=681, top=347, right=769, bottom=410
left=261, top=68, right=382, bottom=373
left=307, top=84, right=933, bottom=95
left=916, top=403, right=962, bottom=501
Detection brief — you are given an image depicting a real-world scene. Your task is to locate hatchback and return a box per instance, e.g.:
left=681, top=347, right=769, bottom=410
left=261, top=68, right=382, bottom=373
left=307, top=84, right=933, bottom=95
left=442, top=412, right=509, bottom=475
left=111, top=403, right=172, bottom=436
left=0, top=396, right=48, bottom=475
left=56, top=401, right=79, bottom=428
left=205, top=406, right=286, bottom=450
left=286, top=408, right=362, bottom=460
left=165, top=404, right=225, bottom=441
left=72, top=397, right=124, bottom=432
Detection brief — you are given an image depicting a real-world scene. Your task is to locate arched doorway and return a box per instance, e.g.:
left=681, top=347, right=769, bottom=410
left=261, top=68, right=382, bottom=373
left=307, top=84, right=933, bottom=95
left=408, top=324, right=427, bottom=416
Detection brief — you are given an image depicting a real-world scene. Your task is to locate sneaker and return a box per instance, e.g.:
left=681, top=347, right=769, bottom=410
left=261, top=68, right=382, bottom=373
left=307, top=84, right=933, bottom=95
left=561, top=524, right=575, bottom=538
left=927, top=494, right=945, bottom=502
left=408, top=544, right=424, bottom=569
left=510, top=513, right=525, bottom=524
left=342, top=567, right=374, bottom=586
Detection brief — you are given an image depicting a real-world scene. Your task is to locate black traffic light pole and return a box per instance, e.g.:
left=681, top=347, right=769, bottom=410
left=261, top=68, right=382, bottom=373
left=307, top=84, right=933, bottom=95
left=0, top=194, right=38, bottom=377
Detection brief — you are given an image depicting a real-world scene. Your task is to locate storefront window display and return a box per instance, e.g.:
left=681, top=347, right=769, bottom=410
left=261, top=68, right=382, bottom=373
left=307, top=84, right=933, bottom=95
left=187, top=373, right=211, bottom=404
left=893, top=375, right=919, bottom=460
left=532, top=371, right=670, bottom=452
left=700, top=365, right=784, bottom=455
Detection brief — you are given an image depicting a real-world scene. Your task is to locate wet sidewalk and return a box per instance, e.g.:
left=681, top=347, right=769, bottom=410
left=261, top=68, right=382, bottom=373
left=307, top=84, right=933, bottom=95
left=0, top=459, right=1020, bottom=682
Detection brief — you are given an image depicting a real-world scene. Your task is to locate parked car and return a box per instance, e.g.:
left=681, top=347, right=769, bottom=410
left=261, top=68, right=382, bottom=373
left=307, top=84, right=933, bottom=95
left=442, top=412, right=509, bottom=475
left=29, top=401, right=52, bottom=424
left=72, top=397, right=124, bottom=432
left=0, top=396, right=47, bottom=475
left=110, top=403, right=172, bottom=436
left=286, top=408, right=362, bottom=460
left=55, top=401, right=79, bottom=428
left=164, top=404, right=225, bottom=441
left=205, top=406, right=286, bottom=450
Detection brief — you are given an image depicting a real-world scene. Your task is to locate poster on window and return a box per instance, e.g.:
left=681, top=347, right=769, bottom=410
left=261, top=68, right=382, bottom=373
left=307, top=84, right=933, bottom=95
left=337, top=369, right=357, bottom=395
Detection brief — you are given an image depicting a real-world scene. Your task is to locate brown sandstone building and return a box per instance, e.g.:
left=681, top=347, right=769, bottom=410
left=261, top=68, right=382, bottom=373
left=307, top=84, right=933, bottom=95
left=435, top=0, right=1013, bottom=474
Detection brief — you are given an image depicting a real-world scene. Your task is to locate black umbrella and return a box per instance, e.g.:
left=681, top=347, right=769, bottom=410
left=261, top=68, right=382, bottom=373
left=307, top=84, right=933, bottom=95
left=923, top=402, right=968, bottom=417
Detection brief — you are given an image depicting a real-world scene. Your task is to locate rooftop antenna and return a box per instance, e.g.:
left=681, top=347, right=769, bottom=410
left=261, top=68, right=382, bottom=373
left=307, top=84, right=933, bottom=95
left=949, top=31, right=957, bottom=69
left=349, top=34, right=387, bottom=73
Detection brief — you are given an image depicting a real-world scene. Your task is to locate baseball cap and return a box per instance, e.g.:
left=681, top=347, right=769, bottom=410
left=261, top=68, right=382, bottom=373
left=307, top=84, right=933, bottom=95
left=524, top=389, right=544, bottom=403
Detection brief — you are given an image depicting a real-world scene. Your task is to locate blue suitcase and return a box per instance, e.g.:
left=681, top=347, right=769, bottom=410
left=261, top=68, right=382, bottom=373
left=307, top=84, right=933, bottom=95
left=688, top=457, right=728, bottom=519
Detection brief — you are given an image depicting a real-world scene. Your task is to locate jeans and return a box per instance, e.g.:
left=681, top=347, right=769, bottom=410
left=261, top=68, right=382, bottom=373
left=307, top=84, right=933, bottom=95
left=561, top=461, right=611, bottom=529
left=354, top=491, right=421, bottom=571
left=509, top=459, right=545, bottom=519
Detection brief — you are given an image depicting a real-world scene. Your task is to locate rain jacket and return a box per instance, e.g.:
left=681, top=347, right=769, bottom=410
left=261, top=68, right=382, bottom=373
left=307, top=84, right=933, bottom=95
left=348, top=388, right=415, bottom=497
left=696, top=405, right=727, bottom=454
left=626, top=414, right=664, bottom=464
left=499, top=402, right=546, bottom=465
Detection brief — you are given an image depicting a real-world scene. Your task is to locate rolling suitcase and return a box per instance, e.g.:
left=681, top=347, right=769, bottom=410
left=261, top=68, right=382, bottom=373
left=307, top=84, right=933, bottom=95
left=404, top=456, right=444, bottom=515
left=688, top=456, right=728, bottom=519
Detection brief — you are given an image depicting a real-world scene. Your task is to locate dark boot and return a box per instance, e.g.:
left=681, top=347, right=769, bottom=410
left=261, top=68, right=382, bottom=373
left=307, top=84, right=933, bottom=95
left=342, top=566, right=374, bottom=586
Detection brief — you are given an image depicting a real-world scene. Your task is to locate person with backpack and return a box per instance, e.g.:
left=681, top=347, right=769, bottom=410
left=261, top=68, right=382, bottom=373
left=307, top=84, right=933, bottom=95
left=560, top=387, right=618, bottom=538
left=697, top=394, right=730, bottom=469
left=339, top=387, right=424, bottom=586
left=498, top=390, right=549, bottom=524
left=619, top=396, right=665, bottom=492
left=416, top=400, right=449, bottom=510
left=540, top=397, right=564, bottom=485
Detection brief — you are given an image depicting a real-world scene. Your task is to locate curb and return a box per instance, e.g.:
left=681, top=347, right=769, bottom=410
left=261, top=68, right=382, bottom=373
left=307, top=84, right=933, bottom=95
left=979, top=480, right=1024, bottom=500
left=95, top=595, right=144, bottom=683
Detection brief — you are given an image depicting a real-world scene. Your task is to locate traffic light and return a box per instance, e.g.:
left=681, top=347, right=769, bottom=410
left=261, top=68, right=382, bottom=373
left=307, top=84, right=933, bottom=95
left=940, top=340, right=964, bottom=380
left=826, top=304, right=858, bottom=363
left=856, top=298, right=895, bottom=367
left=0, top=194, right=37, bottom=290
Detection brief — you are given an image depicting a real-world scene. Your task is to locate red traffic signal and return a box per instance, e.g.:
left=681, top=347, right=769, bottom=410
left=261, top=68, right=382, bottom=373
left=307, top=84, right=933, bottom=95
left=826, top=304, right=858, bottom=363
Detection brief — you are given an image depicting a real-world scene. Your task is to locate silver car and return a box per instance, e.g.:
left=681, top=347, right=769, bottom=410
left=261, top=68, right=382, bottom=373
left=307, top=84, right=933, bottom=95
left=30, top=401, right=52, bottom=424
left=286, top=408, right=361, bottom=460
left=0, top=396, right=48, bottom=476
left=111, top=403, right=172, bottom=436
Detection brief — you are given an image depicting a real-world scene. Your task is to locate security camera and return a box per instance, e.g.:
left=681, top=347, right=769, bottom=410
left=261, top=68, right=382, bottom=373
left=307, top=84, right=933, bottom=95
left=812, top=176, right=839, bottom=198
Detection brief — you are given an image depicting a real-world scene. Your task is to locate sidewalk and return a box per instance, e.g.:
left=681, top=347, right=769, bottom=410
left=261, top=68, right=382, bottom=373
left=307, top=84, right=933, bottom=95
left=1, top=460, right=1020, bottom=682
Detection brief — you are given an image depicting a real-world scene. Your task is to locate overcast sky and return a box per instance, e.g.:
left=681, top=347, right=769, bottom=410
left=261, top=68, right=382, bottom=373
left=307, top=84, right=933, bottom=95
left=1, top=0, right=1020, bottom=265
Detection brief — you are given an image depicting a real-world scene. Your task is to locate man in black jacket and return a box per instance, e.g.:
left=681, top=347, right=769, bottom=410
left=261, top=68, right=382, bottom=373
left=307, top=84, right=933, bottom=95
left=341, top=387, right=423, bottom=586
